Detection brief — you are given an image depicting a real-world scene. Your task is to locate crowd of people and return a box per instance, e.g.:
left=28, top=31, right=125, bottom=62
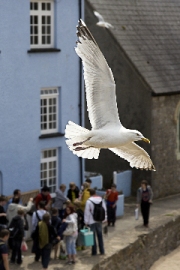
left=0, top=179, right=153, bottom=270
left=0, top=180, right=119, bottom=270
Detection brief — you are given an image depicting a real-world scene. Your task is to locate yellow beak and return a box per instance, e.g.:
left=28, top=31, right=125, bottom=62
left=141, top=137, right=150, bottom=144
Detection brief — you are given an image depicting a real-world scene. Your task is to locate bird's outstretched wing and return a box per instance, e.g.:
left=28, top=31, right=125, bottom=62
left=75, top=20, right=121, bottom=130
left=94, top=11, right=105, bottom=22
left=109, top=142, right=156, bottom=171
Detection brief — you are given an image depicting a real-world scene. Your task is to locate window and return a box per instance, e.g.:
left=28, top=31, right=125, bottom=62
left=40, top=88, right=59, bottom=134
left=30, top=0, right=54, bottom=48
left=40, top=149, right=57, bottom=193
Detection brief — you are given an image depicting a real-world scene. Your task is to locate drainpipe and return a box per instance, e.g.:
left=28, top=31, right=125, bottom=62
left=78, top=0, right=84, bottom=185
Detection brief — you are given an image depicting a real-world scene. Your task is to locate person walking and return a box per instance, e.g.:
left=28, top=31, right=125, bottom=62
left=0, top=229, right=10, bottom=270
left=31, top=201, right=47, bottom=262
left=84, top=189, right=107, bottom=256
left=106, top=183, right=118, bottom=226
left=137, top=180, right=153, bottom=228
left=51, top=208, right=62, bottom=259
left=54, top=184, right=69, bottom=219
left=9, top=209, right=27, bottom=265
left=38, top=213, right=60, bottom=270
left=63, top=206, right=78, bottom=265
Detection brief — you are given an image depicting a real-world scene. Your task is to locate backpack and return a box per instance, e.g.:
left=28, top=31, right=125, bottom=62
left=89, top=199, right=105, bottom=222
left=31, top=211, right=40, bottom=240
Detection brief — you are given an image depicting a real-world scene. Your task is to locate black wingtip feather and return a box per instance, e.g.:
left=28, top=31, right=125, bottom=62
left=76, top=19, right=97, bottom=45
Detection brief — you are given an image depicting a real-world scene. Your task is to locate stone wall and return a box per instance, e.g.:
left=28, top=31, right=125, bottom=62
left=92, top=214, right=180, bottom=270
left=151, top=95, right=180, bottom=198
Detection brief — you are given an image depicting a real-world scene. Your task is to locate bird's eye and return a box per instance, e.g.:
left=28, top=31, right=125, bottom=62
left=136, top=133, right=139, bottom=136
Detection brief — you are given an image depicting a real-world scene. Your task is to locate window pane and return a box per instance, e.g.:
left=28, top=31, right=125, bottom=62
left=47, top=16, right=51, bottom=24
left=42, top=26, right=46, bottom=34
left=42, top=36, right=46, bottom=44
left=34, top=16, right=38, bottom=24
left=34, top=36, right=38, bottom=44
left=34, top=26, right=38, bottom=34
left=47, top=36, right=51, bottom=44
left=34, top=3, right=38, bottom=10
left=30, top=36, right=33, bottom=45
left=47, top=26, right=51, bottom=34
left=42, top=3, right=46, bottom=10
left=42, top=16, right=46, bottom=24
left=47, top=3, right=51, bottom=10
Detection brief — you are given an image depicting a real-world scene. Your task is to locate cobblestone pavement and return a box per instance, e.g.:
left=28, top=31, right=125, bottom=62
left=9, top=194, right=180, bottom=270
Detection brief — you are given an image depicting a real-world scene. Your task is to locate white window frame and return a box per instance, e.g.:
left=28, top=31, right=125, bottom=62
left=40, top=87, right=59, bottom=135
left=40, top=148, right=58, bottom=196
left=30, top=0, right=54, bottom=48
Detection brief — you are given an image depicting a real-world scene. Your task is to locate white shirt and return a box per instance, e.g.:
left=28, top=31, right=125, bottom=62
left=32, top=209, right=47, bottom=231
left=84, top=195, right=107, bottom=225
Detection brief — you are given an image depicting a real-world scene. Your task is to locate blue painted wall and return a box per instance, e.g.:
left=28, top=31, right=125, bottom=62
left=0, top=0, right=84, bottom=195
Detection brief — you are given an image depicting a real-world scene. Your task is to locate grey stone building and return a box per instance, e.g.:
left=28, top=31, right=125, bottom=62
left=84, top=0, right=180, bottom=197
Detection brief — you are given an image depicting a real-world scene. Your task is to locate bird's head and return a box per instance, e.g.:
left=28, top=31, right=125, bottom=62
left=130, top=130, right=150, bottom=144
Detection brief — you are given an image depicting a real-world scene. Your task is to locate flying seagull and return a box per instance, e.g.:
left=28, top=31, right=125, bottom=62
left=65, top=20, right=155, bottom=171
left=93, top=11, right=114, bottom=28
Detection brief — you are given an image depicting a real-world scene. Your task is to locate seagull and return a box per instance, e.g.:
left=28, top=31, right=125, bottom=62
left=65, top=20, right=155, bottom=171
left=93, top=11, right=114, bottom=28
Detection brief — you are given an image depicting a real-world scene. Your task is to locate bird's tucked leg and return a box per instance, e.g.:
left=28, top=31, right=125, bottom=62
left=74, top=146, right=92, bottom=151
left=73, top=137, right=91, bottom=147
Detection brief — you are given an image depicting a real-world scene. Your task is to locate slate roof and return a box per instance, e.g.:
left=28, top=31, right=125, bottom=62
left=86, top=0, right=180, bottom=94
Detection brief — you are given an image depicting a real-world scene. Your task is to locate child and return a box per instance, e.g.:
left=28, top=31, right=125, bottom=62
left=51, top=208, right=61, bottom=259
left=0, top=229, right=10, bottom=270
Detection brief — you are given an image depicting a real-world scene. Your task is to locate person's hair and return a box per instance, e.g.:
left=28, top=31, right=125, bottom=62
left=141, top=180, right=148, bottom=186
left=42, top=213, right=50, bottom=223
left=0, top=195, right=8, bottom=202
left=88, top=188, right=96, bottom=196
left=51, top=207, right=58, bottom=215
left=12, top=197, right=20, bottom=204
left=82, top=182, right=90, bottom=189
left=60, top=184, right=66, bottom=190
left=38, top=201, right=46, bottom=209
left=69, top=182, right=76, bottom=189
left=13, top=189, right=20, bottom=196
left=73, top=200, right=81, bottom=207
left=85, top=178, right=92, bottom=184
left=0, top=229, right=10, bottom=238
left=111, top=183, right=117, bottom=188
left=64, top=206, right=74, bottom=217
left=17, top=208, right=25, bottom=216
left=41, top=186, right=50, bottom=192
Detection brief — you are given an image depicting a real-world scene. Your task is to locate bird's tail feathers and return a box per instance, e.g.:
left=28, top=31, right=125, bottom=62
left=65, top=121, right=100, bottom=159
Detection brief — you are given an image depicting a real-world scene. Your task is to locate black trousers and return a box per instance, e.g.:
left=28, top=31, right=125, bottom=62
left=141, top=201, right=150, bottom=225
left=11, top=239, right=22, bottom=264
left=107, top=205, right=117, bottom=225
